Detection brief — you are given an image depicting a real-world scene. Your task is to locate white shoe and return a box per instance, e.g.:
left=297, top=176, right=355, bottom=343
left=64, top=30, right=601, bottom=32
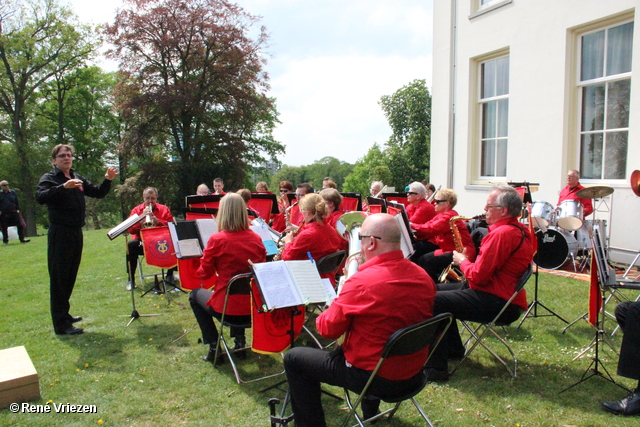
left=126, top=281, right=134, bottom=291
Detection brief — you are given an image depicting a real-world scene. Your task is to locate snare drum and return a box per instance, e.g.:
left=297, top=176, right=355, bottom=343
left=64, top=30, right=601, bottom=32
left=534, top=227, right=578, bottom=270
left=531, top=201, right=555, bottom=228
left=556, top=200, right=584, bottom=231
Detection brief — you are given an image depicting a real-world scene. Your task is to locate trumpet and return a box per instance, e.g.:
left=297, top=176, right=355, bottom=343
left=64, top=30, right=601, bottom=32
left=426, top=185, right=441, bottom=203
left=142, top=205, right=154, bottom=228
left=438, top=214, right=484, bottom=283
left=372, top=185, right=387, bottom=199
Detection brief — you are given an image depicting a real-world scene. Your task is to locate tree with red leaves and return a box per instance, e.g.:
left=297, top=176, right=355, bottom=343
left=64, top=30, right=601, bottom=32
left=105, top=0, right=283, bottom=199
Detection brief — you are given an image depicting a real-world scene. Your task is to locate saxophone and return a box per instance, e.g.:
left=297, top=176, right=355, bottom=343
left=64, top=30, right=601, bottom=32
left=437, top=215, right=483, bottom=283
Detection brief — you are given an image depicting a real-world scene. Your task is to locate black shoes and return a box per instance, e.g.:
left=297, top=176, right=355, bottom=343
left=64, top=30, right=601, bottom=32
left=424, top=367, right=449, bottom=382
left=70, top=316, right=83, bottom=323
left=602, top=391, right=640, bottom=416
left=203, top=346, right=225, bottom=365
left=20, top=239, right=30, bottom=243
left=234, top=337, right=247, bottom=360
left=57, top=327, right=83, bottom=335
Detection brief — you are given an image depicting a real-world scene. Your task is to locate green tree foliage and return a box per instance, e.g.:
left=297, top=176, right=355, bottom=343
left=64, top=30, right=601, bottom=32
left=0, top=0, right=99, bottom=235
left=379, top=79, right=431, bottom=189
left=342, top=143, right=391, bottom=196
left=269, top=156, right=354, bottom=192
left=105, top=0, right=284, bottom=209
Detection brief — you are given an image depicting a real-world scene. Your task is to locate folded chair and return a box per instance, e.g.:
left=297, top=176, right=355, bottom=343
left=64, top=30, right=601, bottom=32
left=213, top=273, right=285, bottom=384
left=341, top=312, right=453, bottom=427
left=449, top=263, right=533, bottom=378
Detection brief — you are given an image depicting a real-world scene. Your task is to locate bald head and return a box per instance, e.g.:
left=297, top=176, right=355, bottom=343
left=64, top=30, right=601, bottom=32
left=360, top=214, right=402, bottom=261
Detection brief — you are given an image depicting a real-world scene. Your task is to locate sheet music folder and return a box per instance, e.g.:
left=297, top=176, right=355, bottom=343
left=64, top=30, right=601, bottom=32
left=250, top=260, right=336, bottom=311
left=168, top=219, right=218, bottom=259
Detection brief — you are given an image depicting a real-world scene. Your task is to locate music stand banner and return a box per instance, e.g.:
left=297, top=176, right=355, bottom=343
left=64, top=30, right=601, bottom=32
left=140, top=226, right=177, bottom=269
left=251, top=283, right=304, bottom=354
left=177, top=258, right=217, bottom=291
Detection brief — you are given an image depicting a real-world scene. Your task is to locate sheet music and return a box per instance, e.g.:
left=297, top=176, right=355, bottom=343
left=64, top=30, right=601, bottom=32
left=285, top=260, right=330, bottom=304
left=178, top=238, right=203, bottom=258
left=195, top=218, right=218, bottom=245
left=395, top=214, right=415, bottom=259
left=252, top=261, right=303, bottom=309
left=321, top=278, right=337, bottom=306
left=250, top=224, right=279, bottom=255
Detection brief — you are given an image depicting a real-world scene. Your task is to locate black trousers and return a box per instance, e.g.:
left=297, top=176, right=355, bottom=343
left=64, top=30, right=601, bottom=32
left=409, top=240, right=440, bottom=264
left=615, top=301, right=640, bottom=380
left=189, top=288, right=249, bottom=345
left=48, top=224, right=83, bottom=333
left=1, top=211, right=26, bottom=242
left=417, top=251, right=454, bottom=282
left=427, top=283, right=522, bottom=370
left=284, top=346, right=422, bottom=427
left=126, top=239, right=175, bottom=284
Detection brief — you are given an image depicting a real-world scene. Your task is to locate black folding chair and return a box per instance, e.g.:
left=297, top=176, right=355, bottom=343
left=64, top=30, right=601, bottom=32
left=214, top=273, right=284, bottom=384
left=449, top=263, right=533, bottom=378
left=341, top=313, right=453, bottom=427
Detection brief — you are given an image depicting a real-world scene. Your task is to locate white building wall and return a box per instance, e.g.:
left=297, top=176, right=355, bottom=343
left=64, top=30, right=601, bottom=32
left=431, top=0, right=640, bottom=264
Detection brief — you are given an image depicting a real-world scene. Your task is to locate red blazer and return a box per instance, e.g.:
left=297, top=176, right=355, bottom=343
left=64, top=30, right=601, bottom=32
left=128, top=203, right=174, bottom=241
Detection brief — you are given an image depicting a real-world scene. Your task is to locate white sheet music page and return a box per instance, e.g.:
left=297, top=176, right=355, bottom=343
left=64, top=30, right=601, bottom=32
left=285, top=260, right=330, bottom=304
left=178, top=239, right=203, bottom=258
left=395, top=215, right=415, bottom=259
left=252, top=261, right=303, bottom=310
left=195, top=218, right=218, bottom=245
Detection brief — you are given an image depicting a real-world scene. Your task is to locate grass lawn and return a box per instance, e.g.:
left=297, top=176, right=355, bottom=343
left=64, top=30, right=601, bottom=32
left=0, top=229, right=638, bottom=426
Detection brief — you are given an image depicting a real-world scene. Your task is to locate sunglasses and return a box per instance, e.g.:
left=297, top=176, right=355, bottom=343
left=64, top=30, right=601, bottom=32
left=434, top=199, right=448, bottom=204
left=358, top=233, right=382, bottom=241
left=407, top=191, right=418, bottom=196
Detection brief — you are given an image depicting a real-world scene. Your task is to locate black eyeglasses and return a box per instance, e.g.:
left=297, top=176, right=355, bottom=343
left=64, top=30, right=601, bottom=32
left=485, top=204, right=504, bottom=210
left=358, top=233, right=382, bottom=241
left=406, top=191, right=418, bottom=196
left=434, top=199, right=448, bottom=204
left=56, top=153, right=73, bottom=158
left=279, top=189, right=288, bottom=193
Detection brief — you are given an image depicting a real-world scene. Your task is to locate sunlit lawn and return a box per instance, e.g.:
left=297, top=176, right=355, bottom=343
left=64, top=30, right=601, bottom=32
left=0, top=229, right=638, bottom=426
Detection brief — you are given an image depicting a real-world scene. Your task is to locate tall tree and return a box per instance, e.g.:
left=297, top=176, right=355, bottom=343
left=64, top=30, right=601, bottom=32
left=342, top=143, right=391, bottom=196
left=105, top=0, right=284, bottom=204
left=379, top=79, right=432, bottom=189
left=0, top=0, right=98, bottom=235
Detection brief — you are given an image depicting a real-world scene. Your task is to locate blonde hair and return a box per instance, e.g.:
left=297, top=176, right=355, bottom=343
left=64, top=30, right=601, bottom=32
left=217, top=193, right=249, bottom=232
left=299, top=193, right=327, bottom=224
left=436, top=188, right=457, bottom=208
left=236, top=188, right=252, bottom=203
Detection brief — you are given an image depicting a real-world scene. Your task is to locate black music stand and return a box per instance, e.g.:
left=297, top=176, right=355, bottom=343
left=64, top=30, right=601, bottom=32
left=517, top=263, right=569, bottom=328
left=120, top=234, right=162, bottom=327
left=560, top=230, right=629, bottom=394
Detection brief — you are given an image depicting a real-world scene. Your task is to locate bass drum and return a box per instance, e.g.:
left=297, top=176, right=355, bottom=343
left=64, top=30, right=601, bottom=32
left=534, top=227, right=578, bottom=270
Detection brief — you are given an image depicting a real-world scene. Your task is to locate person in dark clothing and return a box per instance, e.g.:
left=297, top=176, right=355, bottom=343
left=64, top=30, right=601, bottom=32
left=36, top=144, right=118, bottom=335
left=0, top=180, right=29, bottom=244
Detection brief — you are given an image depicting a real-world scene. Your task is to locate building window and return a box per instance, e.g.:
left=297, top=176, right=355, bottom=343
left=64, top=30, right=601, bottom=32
left=479, top=55, right=509, bottom=178
left=579, top=21, right=633, bottom=180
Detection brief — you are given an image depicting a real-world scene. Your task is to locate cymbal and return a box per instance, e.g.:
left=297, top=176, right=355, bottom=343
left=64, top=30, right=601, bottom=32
left=576, top=185, right=614, bottom=199
left=631, top=170, right=640, bottom=197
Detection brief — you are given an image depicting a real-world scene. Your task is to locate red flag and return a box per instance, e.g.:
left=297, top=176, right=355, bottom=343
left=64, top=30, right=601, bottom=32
left=527, top=203, right=538, bottom=256
left=177, top=258, right=217, bottom=291
left=588, top=252, right=602, bottom=327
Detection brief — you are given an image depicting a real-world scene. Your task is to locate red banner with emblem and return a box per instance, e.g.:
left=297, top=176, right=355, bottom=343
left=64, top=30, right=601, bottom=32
left=588, top=253, right=602, bottom=327
left=140, top=226, right=177, bottom=269
left=251, top=282, right=304, bottom=354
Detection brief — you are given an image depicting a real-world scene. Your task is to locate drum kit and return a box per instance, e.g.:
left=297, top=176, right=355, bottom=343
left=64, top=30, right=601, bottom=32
left=532, top=186, right=614, bottom=270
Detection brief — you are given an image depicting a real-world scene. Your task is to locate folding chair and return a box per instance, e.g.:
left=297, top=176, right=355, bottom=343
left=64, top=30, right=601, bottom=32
left=341, top=313, right=453, bottom=427
left=449, top=263, right=533, bottom=378
left=213, top=273, right=285, bottom=384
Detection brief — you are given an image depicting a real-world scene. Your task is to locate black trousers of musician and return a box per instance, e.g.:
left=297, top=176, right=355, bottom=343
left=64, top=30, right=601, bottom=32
left=614, top=301, right=640, bottom=382
left=409, top=240, right=439, bottom=264
left=426, top=282, right=522, bottom=371
left=1, top=211, right=26, bottom=243
left=284, top=346, right=423, bottom=427
left=189, top=288, right=249, bottom=345
left=417, top=251, right=453, bottom=282
left=48, top=224, right=83, bottom=334
left=126, top=239, right=175, bottom=284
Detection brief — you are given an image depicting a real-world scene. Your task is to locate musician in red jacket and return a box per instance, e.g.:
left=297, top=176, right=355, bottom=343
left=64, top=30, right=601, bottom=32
left=284, top=213, right=436, bottom=426
left=424, top=185, right=533, bottom=381
left=281, top=193, right=344, bottom=285
left=557, top=169, right=593, bottom=216
left=319, top=188, right=345, bottom=229
left=413, top=189, right=476, bottom=282
left=190, top=193, right=266, bottom=363
left=406, top=181, right=436, bottom=224
left=126, top=187, right=175, bottom=291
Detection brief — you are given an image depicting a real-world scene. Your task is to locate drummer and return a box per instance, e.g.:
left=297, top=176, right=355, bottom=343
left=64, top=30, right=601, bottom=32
left=558, top=169, right=593, bottom=217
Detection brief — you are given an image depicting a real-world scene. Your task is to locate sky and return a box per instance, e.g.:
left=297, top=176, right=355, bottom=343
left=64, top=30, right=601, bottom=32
left=65, top=0, right=434, bottom=167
